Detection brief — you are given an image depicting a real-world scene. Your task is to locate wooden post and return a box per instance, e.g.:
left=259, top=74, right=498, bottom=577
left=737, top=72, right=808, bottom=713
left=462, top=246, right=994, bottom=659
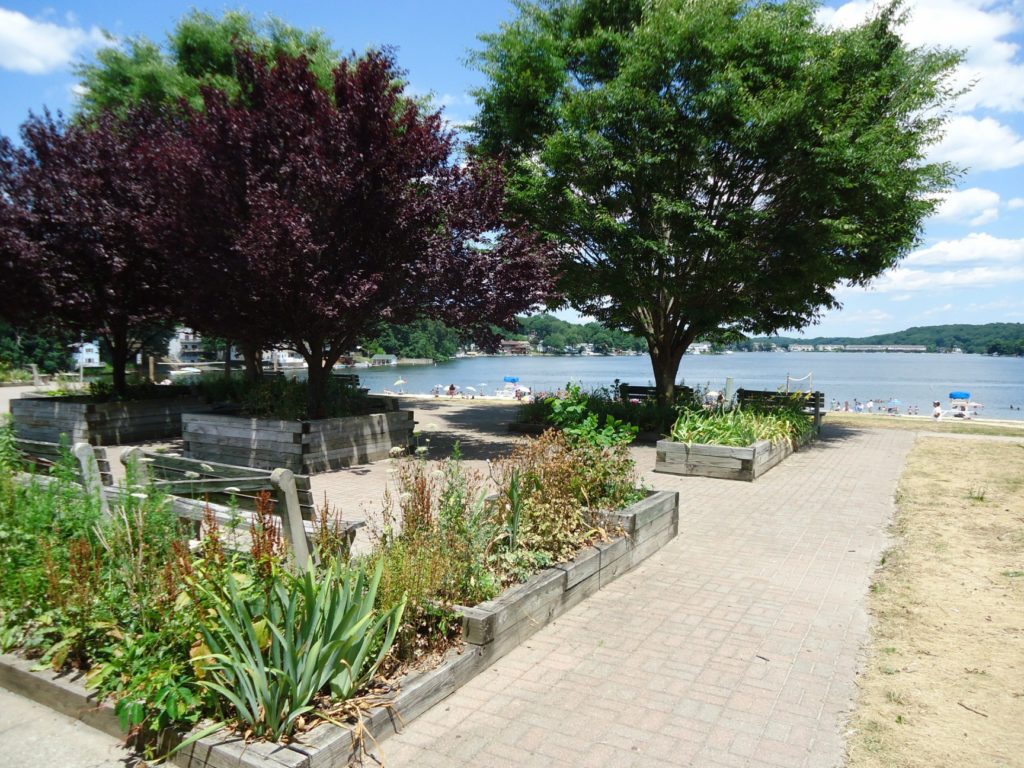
left=148, top=355, right=156, bottom=382
left=120, top=446, right=150, bottom=485
left=270, top=468, right=311, bottom=571
left=73, top=442, right=110, bottom=518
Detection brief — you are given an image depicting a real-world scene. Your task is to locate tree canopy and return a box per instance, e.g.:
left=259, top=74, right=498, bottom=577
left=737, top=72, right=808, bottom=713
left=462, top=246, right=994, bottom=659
left=0, top=111, right=179, bottom=394
left=472, top=0, right=963, bottom=401
left=162, top=48, right=555, bottom=417
left=74, top=10, right=340, bottom=118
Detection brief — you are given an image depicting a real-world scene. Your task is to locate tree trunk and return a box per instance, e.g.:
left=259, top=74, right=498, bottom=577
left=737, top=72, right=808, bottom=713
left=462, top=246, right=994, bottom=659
left=305, top=356, right=329, bottom=420
left=109, top=332, right=130, bottom=398
left=304, top=342, right=345, bottom=420
left=649, top=340, right=687, bottom=406
left=242, top=342, right=262, bottom=382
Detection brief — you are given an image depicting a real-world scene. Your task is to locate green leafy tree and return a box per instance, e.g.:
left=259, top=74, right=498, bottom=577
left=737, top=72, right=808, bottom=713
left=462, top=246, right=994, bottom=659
left=472, top=0, right=963, bottom=401
left=75, top=10, right=339, bottom=119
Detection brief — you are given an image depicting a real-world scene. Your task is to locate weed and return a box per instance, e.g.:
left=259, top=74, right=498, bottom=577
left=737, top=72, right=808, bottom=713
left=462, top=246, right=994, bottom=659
left=886, top=690, right=906, bottom=705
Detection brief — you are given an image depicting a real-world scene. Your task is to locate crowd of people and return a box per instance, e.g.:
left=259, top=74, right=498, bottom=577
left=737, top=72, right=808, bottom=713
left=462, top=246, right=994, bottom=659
left=831, top=398, right=918, bottom=416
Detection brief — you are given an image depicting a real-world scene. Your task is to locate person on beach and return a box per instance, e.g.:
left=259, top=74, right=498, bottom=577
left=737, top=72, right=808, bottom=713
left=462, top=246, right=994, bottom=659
left=933, top=401, right=942, bottom=419
left=448, top=383, right=457, bottom=398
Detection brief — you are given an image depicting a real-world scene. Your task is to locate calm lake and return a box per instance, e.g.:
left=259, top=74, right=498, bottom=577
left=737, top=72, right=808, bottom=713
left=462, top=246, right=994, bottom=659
left=355, top=352, right=1024, bottom=420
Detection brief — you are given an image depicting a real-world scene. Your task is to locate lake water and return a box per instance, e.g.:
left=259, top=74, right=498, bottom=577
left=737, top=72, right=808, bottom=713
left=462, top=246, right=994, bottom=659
left=355, top=352, right=1024, bottom=420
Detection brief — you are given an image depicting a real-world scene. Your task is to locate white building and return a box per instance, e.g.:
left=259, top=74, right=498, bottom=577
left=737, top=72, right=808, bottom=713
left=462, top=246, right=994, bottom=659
left=70, top=341, right=102, bottom=368
left=168, top=328, right=204, bottom=363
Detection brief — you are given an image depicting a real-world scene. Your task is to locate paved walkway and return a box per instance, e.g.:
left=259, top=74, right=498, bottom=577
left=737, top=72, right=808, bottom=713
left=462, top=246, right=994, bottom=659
left=375, top=423, right=914, bottom=768
left=0, top=397, right=917, bottom=767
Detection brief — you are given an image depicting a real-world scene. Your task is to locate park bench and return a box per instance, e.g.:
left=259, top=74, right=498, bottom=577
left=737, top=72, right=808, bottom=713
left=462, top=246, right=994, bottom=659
left=121, top=448, right=363, bottom=569
left=9, top=437, right=359, bottom=569
left=618, top=383, right=695, bottom=403
left=736, top=389, right=825, bottom=432
left=331, top=372, right=361, bottom=387
left=13, top=437, right=113, bottom=515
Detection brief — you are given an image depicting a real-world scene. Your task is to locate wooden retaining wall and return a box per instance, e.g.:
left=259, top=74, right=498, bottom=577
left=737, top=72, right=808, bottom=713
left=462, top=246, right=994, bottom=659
left=654, top=434, right=809, bottom=481
left=0, top=491, right=678, bottom=768
left=183, top=410, right=415, bottom=474
left=10, top=395, right=210, bottom=445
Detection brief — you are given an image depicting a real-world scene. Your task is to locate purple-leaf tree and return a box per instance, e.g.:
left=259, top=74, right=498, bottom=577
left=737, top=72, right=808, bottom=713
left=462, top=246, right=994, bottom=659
left=0, top=111, right=179, bottom=396
left=166, top=49, right=556, bottom=419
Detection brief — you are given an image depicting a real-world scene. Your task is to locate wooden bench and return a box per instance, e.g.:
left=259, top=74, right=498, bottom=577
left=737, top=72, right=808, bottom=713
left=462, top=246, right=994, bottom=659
left=331, top=373, right=361, bottom=387
left=13, top=437, right=112, bottom=515
left=121, top=448, right=362, bottom=569
left=736, top=389, right=825, bottom=431
left=619, top=383, right=695, bottom=403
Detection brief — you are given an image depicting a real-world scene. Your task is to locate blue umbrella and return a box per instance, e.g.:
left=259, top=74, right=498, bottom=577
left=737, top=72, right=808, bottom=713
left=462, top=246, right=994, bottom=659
left=503, top=376, right=520, bottom=383
left=949, top=391, right=971, bottom=400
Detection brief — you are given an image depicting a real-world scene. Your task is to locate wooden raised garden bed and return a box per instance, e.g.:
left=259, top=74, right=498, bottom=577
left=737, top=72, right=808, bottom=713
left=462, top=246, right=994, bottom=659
left=183, top=408, right=415, bottom=473
left=654, top=433, right=811, bottom=481
left=10, top=393, right=211, bottom=445
left=0, top=490, right=679, bottom=768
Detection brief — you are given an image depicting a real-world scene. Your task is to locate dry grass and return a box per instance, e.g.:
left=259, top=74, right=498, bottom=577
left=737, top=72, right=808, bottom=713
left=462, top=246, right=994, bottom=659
left=848, top=437, right=1024, bottom=768
left=825, top=412, right=1024, bottom=437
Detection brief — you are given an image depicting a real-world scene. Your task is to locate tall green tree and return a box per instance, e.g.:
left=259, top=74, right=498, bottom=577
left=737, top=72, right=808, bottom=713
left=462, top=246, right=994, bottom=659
left=75, top=10, right=339, bottom=118
left=472, top=0, right=963, bottom=401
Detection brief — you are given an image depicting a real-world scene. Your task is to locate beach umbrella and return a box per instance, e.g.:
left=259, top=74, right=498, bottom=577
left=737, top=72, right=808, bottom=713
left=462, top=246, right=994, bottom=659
left=503, top=376, right=519, bottom=383
left=464, top=386, right=476, bottom=392
left=949, top=391, right=970, bottom=400
left=394, top=378, right=407, bottom=386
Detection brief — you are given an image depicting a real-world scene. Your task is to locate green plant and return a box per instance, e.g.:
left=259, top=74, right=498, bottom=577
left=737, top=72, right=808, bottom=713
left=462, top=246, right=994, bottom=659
left=0, top=416, right=19, bottom=472
left=194, top=560, right=404, bottom=741
left=669, top=401, right=814, bottom=447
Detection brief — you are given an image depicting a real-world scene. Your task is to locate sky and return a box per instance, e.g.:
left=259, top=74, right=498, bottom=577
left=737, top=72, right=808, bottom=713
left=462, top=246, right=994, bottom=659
left=0, top=0, right=1022, bottom=339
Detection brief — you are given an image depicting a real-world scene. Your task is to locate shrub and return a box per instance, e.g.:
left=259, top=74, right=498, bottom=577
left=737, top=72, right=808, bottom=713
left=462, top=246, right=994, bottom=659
left=491, top=430, right=642, bottom=575
left=521, top=382, right=682, bottom=435
left=370, top=449, right=498, bottom=661
left=197, top=375, right=373, bottom=420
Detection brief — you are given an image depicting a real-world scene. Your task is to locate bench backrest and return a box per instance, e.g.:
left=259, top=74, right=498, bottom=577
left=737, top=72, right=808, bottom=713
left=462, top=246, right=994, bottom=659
left=122, top=449, right=317, bottom=521
left=736, top=389, right=824, bottom=429
left=619, top=383, right=695, bottom=403
left=331, top=373, right=361, bottom=387
left=14, top=437, right=113, bottom=487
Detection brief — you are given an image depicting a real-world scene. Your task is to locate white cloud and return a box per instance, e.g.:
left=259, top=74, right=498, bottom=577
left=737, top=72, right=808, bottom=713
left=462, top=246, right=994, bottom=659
left=870, top=264, right=1024, bottom=292
left=0, top=8, right=107, bottom=75
left=1008, top=197, right=1024, bottom=210
left=931, top=187, right=1001, bottom=225
left=818, top=0, right=1024, bottom=113
left=905, top=233, right=1024, bottom=266
left=921, top=303, right=956, bottom=317
left=930, top=116, right=1024, bottom=171
left=890, top=293, right=914, bottom=302
left=842, top=308, right=893, bottom=323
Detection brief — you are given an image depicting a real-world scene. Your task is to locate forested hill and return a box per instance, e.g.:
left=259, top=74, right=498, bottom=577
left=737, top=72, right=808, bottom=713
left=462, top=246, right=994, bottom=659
left=752, top=323, right=1024, bottom=355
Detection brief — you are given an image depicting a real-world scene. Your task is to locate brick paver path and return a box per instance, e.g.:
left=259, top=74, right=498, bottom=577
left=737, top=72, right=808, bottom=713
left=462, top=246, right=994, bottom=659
left=0, top=396, right=917, bottom=767
left=373, top=419, right=915, bottom=768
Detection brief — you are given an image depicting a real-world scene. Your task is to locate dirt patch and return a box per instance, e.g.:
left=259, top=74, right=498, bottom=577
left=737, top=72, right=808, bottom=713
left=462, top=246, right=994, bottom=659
left=825, top=412, right=1024, bottom=438
left=848, top=437, right=1024, bottom=768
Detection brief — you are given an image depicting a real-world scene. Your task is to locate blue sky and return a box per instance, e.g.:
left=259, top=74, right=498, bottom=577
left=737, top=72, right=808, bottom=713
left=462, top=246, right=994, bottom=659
left=1, top=0, right=1022, bottom=339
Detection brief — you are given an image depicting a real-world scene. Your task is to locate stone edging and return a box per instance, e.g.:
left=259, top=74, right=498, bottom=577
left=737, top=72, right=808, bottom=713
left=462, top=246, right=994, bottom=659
left=0, top=491, right=679, bottom=767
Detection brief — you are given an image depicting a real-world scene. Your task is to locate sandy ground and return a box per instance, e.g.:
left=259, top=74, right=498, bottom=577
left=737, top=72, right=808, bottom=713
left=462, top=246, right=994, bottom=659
left=825, top=411, right=1024, bottom=437
left=847, top=435, right=1024, bottom=768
